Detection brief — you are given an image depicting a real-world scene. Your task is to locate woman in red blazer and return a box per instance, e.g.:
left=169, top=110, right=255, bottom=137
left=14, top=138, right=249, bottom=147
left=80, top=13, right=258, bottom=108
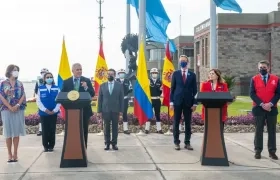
left=200, top=69, right=229, bottom=129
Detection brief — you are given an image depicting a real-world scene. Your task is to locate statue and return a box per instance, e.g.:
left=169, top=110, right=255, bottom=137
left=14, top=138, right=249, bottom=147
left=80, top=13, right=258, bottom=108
left=121, top=34, right=138, bottom=80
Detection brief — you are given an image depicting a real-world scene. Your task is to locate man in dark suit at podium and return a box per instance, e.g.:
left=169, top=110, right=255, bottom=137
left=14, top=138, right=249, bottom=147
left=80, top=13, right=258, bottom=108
left=170, top=55, right=197, bottom=151
left=250, top=60, right=280, bottom=160
left=61, top=63, right=95, bottom=148
left=97, top=68, right=124, bottom=151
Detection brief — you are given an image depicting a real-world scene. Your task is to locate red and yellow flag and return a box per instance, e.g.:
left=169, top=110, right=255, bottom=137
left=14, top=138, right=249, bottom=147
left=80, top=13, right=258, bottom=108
left=162, top=41, right=175, bottom=118
left=94, top=42, right=108, bottom=95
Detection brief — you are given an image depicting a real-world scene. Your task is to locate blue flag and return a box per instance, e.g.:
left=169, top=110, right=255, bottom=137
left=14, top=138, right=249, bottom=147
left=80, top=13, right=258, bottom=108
left=213, top=0, right=242, bottom=13
left=127, top=0, right=176, bottom=52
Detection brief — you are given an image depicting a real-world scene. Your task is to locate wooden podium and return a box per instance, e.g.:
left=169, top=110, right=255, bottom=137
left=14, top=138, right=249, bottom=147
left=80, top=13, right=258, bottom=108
left=196, top=92, right=233, bottom=166
left=56, top=91, right=91, bottom=168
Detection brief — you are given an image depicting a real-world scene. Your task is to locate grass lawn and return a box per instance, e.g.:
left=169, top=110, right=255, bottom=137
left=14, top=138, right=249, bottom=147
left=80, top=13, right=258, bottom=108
left=26, top=96, right=280, bottom=123
left=25, top=96, right=280, bottom=123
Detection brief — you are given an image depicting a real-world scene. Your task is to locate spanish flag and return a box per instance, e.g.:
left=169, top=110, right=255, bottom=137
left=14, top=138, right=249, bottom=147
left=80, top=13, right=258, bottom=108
left=162, top=40, right=175, bottom=118
left=57, top=37, right=72, bottom=119
left=134, top=39, right=153, bottom=126
left=94, top=42, right=108, bottom=95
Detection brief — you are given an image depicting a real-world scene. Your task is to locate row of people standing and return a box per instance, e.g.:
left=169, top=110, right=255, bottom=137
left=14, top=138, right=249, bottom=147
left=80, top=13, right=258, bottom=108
left=1, top=59, right=278, bottom=161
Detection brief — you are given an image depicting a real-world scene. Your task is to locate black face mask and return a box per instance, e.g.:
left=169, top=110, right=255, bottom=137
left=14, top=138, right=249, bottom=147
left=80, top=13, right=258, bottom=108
left=259, top=68, right=268, bottom=75
left=108, top=75, right=114, bottom=81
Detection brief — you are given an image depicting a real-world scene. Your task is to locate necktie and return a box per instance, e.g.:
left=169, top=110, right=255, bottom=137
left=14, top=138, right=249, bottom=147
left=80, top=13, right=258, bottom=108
left=263, top=76, right=267, bottom=86
left=109, top=83, right=113, bottom=94
left=182, top=71, right=186, bottom=83
left=74, top=78, right=79, bottom=91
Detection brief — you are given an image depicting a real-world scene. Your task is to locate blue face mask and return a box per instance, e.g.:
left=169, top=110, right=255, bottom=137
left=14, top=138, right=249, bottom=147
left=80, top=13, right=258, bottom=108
left=45, top=78, right=53, bottom=84
left=180, top=61, right=188, bottom=68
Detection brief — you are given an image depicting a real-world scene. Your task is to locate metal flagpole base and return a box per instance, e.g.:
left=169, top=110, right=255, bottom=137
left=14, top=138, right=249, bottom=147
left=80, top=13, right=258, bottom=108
left=136, top=129, right=146, bottom=136
left=58, top=131, right=65, bottom=136
left=97, top=130, right=104, bottom=136
left=164, top=129, right=173, bottom=136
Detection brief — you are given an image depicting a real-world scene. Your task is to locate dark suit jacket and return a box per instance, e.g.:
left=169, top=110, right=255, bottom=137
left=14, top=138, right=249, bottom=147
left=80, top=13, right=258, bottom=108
left=170, top=70, right=198, bottom=107
left=97, top=81, right=124, bottom=113
left=250, top=74, right=280, bottom=116
left=61, top=76, right=95, bottom=118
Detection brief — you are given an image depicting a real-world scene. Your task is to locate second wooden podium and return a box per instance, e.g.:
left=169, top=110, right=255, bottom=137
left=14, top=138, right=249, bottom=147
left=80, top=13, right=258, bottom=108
left=56, top=91, right=91, bottom=168
left=196, top=92, right=233, bottom=166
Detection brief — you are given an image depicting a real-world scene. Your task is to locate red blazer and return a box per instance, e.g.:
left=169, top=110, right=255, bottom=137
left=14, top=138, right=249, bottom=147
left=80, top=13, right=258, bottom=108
left=200, top=81, right=229, bottom=122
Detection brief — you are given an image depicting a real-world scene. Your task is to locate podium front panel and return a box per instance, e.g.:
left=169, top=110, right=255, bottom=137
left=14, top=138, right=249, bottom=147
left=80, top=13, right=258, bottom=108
left=204, top=108, right=224, bottom=158
left=64, top=109, right=83, bottom=159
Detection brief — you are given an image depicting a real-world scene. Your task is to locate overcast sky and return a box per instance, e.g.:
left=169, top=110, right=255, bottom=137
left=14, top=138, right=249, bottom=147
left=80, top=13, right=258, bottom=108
left=0, top=0, right=278, bottom=80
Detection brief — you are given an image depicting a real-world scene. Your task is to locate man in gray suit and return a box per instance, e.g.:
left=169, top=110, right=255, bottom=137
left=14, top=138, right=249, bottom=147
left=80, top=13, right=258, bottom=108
left=97, top=68, right=124, bottom=151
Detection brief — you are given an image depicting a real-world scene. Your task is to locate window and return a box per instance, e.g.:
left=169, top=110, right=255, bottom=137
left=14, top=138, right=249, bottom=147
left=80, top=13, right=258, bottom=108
left=205, top=38, right=208, bottom=67
left=183, top=49, right=194, bottom=57
left=149, top=49, right=165, bottom=61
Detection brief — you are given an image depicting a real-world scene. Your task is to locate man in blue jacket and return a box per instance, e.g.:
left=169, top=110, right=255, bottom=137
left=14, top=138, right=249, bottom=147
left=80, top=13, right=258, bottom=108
left=170, top=55, right=197, bottom=151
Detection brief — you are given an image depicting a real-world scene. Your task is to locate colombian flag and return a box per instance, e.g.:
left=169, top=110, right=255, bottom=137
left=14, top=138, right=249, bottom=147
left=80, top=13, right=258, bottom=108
left=57, top=37, right=71, bottom=119
left=162, top=40, right=175, bottom=118
left=94, top=42, right=108, bottom=95
left=134, top=40, right=153, bottom=126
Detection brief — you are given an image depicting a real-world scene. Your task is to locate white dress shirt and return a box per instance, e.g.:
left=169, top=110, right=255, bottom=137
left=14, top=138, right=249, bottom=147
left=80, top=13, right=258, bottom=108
left=36, top=84, right=61, bottom=113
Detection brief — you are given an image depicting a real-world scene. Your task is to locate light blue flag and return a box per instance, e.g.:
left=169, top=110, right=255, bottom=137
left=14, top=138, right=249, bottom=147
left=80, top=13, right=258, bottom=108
left=213, top=0, right=242, bottom=13
left=127, top=0, right=177, bottom=52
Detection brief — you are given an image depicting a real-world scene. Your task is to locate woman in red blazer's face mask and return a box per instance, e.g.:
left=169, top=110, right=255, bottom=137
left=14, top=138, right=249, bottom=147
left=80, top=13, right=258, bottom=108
left=200, top=69, right=229, bottom=129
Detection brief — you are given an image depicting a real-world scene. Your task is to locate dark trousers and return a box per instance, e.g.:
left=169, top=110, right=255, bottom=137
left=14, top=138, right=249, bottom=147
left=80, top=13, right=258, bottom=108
left=151, top=99, right=161, bottom=122
left=103, top=112, right=119, bottom=145
left=83, top=114, right=90, bottom=148
left=122, top=99, right=129, bottom=122
left=173, top=103, right=192, bottom=145
left=254, top=115, right=277, bottom=153
left=41, top=115, right=57, bottom=149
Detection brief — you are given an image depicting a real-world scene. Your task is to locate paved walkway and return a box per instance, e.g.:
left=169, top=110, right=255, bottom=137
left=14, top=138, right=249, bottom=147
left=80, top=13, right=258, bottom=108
left=0, top=133, right=280, bottom=180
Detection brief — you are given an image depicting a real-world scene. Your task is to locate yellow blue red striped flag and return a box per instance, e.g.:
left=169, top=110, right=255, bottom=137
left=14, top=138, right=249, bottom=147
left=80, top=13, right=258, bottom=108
left=133, top=39, right=153, bottom=126
left=57, top=37, right=71, bottom=119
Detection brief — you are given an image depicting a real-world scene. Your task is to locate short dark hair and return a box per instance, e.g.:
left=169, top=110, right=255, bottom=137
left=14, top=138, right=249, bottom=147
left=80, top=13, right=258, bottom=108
left=5, top=64, right=20, bottom=78
left=43, top=72, right=55, bottom=85
left=258, top=60, right=270, bottom=67
left=108, top=68, right=116, bottom=75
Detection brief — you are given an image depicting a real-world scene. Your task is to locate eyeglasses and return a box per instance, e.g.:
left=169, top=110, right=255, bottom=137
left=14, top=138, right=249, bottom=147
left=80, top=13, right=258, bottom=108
left=45, top=77, right=53, bottom=79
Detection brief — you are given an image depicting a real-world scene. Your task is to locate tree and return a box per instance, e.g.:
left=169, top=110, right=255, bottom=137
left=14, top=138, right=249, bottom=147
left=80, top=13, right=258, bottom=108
left=223, top=75, right=236, bottom=91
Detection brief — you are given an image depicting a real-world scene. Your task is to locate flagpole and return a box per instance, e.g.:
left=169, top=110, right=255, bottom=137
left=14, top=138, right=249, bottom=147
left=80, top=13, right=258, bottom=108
left=210, top=0, right=217, bottom=69
left=97, top=0, right=105, bottom=136
left=126, top=2, right=131, bottom=73
left=164, top=107, right=173, bottom=135
left=136, top=0, right=146, bottom=136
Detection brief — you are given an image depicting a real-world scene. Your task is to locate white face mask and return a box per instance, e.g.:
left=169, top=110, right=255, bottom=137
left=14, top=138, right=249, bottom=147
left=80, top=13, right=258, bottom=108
left=12, top=71, right=19, bottom=78
left=152, top=74, right=158, bottom=79
left=119, top=73, right=125, bottom=79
